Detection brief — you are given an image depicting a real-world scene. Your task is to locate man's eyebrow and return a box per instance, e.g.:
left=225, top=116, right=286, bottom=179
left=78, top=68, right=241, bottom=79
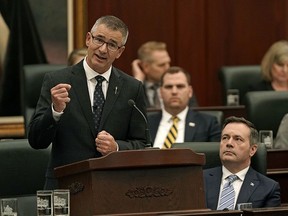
left=94, top=35, right=118, bottom=44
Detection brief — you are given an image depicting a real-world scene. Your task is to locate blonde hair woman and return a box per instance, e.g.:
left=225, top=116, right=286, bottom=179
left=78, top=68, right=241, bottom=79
left=249, top=40, right=288, bottom=91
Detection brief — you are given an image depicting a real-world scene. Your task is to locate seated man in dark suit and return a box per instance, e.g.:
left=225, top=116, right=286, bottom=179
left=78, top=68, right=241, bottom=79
left=131, top=41, right=198, bottom=108
left=147, top=66, right=221, bottom=148
left=204, top=116, right=281, bottom=210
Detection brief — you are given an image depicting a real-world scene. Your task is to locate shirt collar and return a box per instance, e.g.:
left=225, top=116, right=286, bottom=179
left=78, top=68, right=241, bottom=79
left=145, top=81, right=157, bottom=89
left=162, top=106, right=189, bottom=123
left=222, top=165, right=249, bottom=182
left=83, top=57, right=111, bottom=82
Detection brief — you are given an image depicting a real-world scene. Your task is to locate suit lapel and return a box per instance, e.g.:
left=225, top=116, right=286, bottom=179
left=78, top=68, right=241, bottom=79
left=184, top=109, right=197, bottom=141
left=236, top=168, right=259, bottom=206
left=99, top=67, right=122, bottom=129
left=70, top=65, right=96, bottom=136
left=148, top=113, right=162, bottom=145
left=206, top=167, right=222, bottom=210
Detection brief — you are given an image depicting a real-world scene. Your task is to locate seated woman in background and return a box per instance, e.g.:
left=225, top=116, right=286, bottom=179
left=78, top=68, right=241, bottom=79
left=274, top=113, right=288, bottom=149
left=248, top=40, right=288, bottom=91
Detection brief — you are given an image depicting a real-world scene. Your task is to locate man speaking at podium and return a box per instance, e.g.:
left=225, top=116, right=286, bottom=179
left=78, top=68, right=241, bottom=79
left=28, top=15, right=147, bottom=189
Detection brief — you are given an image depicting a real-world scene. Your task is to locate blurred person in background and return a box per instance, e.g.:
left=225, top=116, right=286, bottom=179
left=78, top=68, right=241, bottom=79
left=132, top=41, right=198, bottom=108
left=248, top=40, right=288, bottom=92
left=67, top=47, right=87, bottom=66
left=274, top=113, right=288, bottom=149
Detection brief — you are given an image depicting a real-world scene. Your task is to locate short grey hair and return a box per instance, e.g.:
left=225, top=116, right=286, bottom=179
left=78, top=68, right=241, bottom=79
left=91, top=15, right=129, bottom=45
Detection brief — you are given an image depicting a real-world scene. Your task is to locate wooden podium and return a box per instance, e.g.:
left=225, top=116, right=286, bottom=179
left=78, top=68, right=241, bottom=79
left=54, top=148, right=206, bottom=216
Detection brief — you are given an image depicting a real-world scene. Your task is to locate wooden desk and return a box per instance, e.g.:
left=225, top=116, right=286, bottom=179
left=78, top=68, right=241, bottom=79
left=105, top=209, right=242, bottom=216
left=267, top=149, right=288, bottom=204
left=242, top=206, right=288, bottom=216
left=104, top=207, right=288, bottom=216
left=0, top=116, right=25, bottom=139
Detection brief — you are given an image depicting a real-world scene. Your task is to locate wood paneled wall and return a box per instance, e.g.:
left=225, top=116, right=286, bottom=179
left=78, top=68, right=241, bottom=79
left=74, top=0, right=288, bottom=106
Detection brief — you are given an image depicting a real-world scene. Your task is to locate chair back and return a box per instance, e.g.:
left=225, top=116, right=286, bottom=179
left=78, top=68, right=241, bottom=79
left=172, top=142, right=267, bottom=175
left=0, top=139, right=50, bottom=197
left=218, top=65, right=261, bottom=105
left=244, top=91, right=288, bottom=136
left=21, top=64, right=66, bottom=134
left=199, top=110, right=224, bottom=126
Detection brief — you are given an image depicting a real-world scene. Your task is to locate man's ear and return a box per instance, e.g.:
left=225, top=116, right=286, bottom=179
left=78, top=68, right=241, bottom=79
left=141, top=62, right=150, bottom=75
left=249, top=144, right=258, bottom=157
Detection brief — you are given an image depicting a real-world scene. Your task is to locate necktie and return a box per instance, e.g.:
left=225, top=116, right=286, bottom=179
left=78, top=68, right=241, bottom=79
left=93, top=75, right=105, bottom=132
left=163, top=116, right=179, bottom=149
left=217, top=175, right=238, bottom=210
left=150, top=84, right=161, bottom=108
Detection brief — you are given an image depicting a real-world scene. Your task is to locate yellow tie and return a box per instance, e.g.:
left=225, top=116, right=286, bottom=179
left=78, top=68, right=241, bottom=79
left=163, top=116, right=179, bottom=149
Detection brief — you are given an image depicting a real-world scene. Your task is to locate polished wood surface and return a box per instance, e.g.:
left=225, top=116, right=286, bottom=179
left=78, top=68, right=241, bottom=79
left=242, top=206, right=288, bottom=216
left=102, top=209, right=242, bottom=216
left=98, top=207, right=288, bottom=216
left=0, top=116, right=24, bottom=139
left=55, top=149, right=206, bottom=216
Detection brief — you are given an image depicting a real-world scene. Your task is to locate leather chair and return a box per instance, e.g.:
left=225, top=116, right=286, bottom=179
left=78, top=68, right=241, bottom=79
left=198, top=110, right=224, bottom=126
left=0, top=139, right=50, bottom=196
left=244, top=91, right=288, bottom=137
left=172, top=142, right=267, bottom=175
left=0, top=139, right=51, bottom=216
left=218, top=65, right=261, bottom=105
left=21, top=64, right=66, bottom=135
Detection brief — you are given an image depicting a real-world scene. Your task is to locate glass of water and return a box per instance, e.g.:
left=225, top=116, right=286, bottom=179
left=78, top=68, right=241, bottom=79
left=37, top=190, right=53, bottom=216
left=53, top=189, right=70, bottom=216
left=1, top=198, right=18, bottom=216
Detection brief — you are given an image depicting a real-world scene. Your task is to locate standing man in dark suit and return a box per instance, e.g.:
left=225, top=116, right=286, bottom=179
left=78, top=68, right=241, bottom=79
left=28, top=15, right=147, bottom=189
left=204, top=116, right=281, bottom=210
left=147, top=66, right=221, bottom=148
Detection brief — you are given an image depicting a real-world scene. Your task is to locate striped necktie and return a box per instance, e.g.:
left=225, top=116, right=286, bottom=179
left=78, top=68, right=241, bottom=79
left=217, top=175, right=238, bottom=210
left=163, top=116, right=179, bottom=149
left=93, top=75, right=105, bottom=132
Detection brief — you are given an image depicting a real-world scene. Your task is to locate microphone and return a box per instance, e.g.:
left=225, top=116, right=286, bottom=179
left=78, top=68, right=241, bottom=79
left=128, top=99, right=152, bottom=148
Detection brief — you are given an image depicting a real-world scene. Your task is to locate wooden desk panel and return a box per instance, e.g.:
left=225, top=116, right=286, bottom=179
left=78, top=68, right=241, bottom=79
left=267, top=149, right=288, bottom=204
left=105, top=209, right=242, bottom=216
left=0, top=116, right=25, bottom=139
left=242, top=206, right=288, bottom=216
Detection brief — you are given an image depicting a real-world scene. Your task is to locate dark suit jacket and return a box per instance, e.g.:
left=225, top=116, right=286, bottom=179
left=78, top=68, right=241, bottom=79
left=28, top=61, right=147, bottom=189
left=147, top=109, right=221, bottom=145
left=204, top=166, right=281, bottom=210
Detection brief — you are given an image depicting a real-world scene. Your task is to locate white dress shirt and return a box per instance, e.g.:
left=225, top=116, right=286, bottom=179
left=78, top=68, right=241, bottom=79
left=52, top=57, right=111, bottom=120
left=218, top=166, right=249, bottom=209
left=153, top=107, right=189, bottom=148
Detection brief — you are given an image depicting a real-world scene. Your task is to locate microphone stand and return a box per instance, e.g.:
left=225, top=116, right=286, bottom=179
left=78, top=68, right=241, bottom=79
left=128, top=99, right=159, bottom=149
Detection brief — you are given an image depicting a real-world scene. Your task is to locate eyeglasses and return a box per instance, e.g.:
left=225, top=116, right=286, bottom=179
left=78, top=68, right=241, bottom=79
left=90, top=33, right=122, bottom=52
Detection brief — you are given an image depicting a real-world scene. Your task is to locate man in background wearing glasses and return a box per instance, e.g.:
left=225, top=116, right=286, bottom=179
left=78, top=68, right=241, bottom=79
left=28, top=15, right=147, bottom=190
